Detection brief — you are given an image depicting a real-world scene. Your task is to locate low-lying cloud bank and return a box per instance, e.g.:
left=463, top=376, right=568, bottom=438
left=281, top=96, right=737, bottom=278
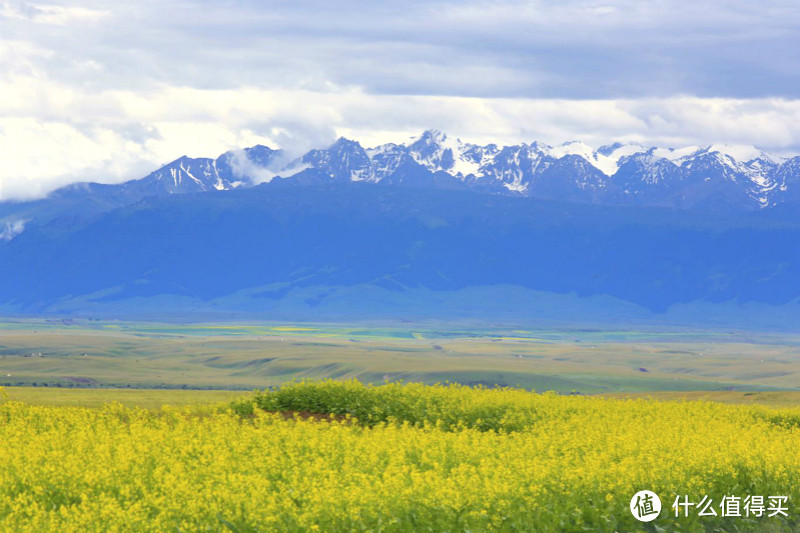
left=1, top=87, right=800, bottom=201
left=3, top=0, right=800, bottom=200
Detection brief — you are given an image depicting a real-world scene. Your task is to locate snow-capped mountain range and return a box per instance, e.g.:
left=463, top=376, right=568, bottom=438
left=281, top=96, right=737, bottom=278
left=48, top=130, right=800, bottom=210
left=3, top=130, right=800, bottom=323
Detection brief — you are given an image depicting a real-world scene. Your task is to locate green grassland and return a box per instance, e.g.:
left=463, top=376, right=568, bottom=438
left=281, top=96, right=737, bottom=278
left=1, top=318, right=799, bottom=396
left=1, top=386, right=249, bottom=409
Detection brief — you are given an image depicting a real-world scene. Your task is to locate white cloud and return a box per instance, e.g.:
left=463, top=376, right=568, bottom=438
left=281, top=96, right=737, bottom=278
left=2, top=1, right=800, bottom=199
left=3, top=0, right=800, bottom=98
left=2, top=81, right=800, bottom=200
left=0, top=218, right=27, bottom=240
left=1, top=1, right=109, bottom=25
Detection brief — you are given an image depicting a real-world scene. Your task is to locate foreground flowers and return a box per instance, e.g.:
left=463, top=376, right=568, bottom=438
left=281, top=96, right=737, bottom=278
left=0, top=381, right=798, bottom=531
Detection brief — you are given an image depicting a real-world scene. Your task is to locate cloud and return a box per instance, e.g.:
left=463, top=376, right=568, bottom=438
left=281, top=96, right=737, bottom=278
left=0, top=219, right=27, bottom=241
left=2, top=83, right=800, bottom=200
left=227, top=122, right=336, bottom=184
left=2, top=1, right=800, bottom=199
left=1, top=2, right=109, bottom=30
left=3, top=0, right=800, bottom=98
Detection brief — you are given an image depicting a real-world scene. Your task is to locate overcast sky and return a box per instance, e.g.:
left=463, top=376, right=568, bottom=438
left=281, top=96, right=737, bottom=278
left=2, top=0, right=800, bottom=199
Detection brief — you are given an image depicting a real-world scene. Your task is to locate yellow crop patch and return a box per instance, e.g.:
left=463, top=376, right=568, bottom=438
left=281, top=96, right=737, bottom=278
left=0, top=382, right=798, bottom=531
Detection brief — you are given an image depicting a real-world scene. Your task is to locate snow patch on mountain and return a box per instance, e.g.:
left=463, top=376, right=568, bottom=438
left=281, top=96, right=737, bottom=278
left=707, top=144, right=780, bottom=164
left=405, top=130, right=476, bottom=178
left=546, top=141, right=647, bottom=176
left=37, top=131, right=800, bottom=212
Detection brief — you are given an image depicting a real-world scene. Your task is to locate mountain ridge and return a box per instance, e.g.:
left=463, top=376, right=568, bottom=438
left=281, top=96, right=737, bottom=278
left=2, top=182, right=799, bottom=328
left=31, top=130, right=800, bottom=213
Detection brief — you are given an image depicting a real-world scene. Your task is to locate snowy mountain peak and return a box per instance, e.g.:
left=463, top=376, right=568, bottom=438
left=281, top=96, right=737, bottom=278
left=331, top=136, right=363, bottom=149
left=414, top=129, right=448, bottom=144
left=42, top=133, right=800, bottom=212
left=263, top=133, right=799, bottom=208
left=705, top=144, right=778, bottom=164
left=528, top=141, right=550, bottom=152
left=543, top=141, right=647, bottom=176
left=406, top=130, right=468, bottom=176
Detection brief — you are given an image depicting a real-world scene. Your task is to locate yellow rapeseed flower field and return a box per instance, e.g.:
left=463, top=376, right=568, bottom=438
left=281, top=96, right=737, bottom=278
left=0, top=381, right=798, bottom=531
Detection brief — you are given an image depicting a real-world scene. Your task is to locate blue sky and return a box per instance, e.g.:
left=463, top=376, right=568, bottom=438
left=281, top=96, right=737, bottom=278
left=2, top=0, right=800, bottom=199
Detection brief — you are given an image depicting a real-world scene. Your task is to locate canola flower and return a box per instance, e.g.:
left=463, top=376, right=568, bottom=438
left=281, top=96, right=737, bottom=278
left=0, top=382, right=798, bottom=531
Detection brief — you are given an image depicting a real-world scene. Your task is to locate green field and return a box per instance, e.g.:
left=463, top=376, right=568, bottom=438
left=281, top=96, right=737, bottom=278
left=1, top=318, right=799, bottom=396
left=1, top=386, right=248, bottom=409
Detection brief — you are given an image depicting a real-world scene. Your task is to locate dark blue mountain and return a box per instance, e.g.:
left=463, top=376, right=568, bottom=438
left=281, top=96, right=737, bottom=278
left=1, top=133, right=800, bottom=327
left=612, top=153, right=689, bottom=206
left=676, top=153, right=760, bottom=211
left=528, top=155, right=611, bottom=203
left=0, top=145, right=278, bottom=235
left=1, top=181, right=799, bottom=328
left=773, top=157, right=800, bottom=204
left=6, top=133, right=799, bottom=225
left=52, top=144, right=277, bottom=202
left=300, top=138, right=372, bottom=182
